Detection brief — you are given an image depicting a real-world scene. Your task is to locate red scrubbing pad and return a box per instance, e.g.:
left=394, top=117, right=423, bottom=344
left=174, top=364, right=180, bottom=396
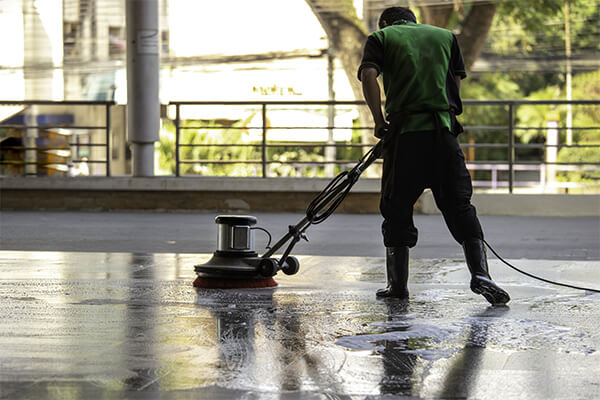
left=193, top=276, right=278, bottom=289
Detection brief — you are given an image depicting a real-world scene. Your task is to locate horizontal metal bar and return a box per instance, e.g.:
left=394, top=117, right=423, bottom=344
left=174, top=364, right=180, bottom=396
left=169, top=100, right=600, bottom=106
left=169, top=100, right=367, bottom=106
left=533, top=161, right=600, bottom=166
left=464, top=125, right=600, bottom=132
left=462, top=100, right=600, bottom=106
left=462, top=126, right=508, bottom=131
left=0, top=100, right=115, bottom=106
left=264, top=143, right=372, bottom=148
left=178, top=126, right=248, bottom=130
left=0, top=124, right=109, bottom=130
left=177, top=125, right=371, bottom=130
left=467, top=160, right=600, bottom=166
left=520, top=144, right=600, bottom=149
left=1, top=146, right=69, bottom=151
left=179, top=160, right=383, bottom=165
left=178, top=143, right=259, bottom=148
left=1, top=144, right=108, bottom=150
left=0, top=160, right=106, bottom=165
left=0, top=162, right=68, bottom=166
left=460, top=143, right=509, bottom=148
left=466, top=163, right=600, bottom=170
left=459, top=143, right=600, bottom=149
left=177, top=143, right=372, bottom=148
left=512, top=126, right=600, bottom=131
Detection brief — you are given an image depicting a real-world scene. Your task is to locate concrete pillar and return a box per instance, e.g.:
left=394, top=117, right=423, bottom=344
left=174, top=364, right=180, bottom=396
left=126, top=0, right=159, bottom=177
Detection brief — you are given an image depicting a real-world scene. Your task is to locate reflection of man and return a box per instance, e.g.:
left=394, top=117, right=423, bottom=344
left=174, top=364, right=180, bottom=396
left=358, top=7, right=509, bottom=305
left=379, top=300, right=417, bottom=397
left=439, top=306, right=509, bottom=398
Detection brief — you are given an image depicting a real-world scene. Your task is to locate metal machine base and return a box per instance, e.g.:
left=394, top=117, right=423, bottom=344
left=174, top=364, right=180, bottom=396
left=193, top=215, right=302, bottom=289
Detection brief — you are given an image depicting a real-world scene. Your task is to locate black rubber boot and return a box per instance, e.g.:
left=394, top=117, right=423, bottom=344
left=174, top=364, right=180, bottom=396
left=462, top=238, right=510, bottom=305
left=376, top=246, right=409, bottom=299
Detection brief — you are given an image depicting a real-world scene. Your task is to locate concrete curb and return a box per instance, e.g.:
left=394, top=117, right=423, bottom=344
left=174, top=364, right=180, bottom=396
left=420, top=190, right=600, bottom=217
left=1, top=177, right=599, bottom=216
left=0, top=176, right=381, bottom=192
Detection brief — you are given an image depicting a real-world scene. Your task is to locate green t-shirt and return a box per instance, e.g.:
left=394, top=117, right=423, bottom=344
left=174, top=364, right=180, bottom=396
left=358, top=20, right=467, bottom=134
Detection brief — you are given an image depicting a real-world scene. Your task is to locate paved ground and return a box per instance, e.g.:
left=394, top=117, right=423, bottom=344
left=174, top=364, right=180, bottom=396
left=1, top=211, right=599, bottom=259
left=0, top=211, right=599, bottom=399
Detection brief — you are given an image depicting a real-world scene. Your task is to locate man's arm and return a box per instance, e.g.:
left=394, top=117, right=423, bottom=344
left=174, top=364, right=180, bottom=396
left=361, top=67, right=387, bottom=138
left=450, top=75, right=462, bottom=113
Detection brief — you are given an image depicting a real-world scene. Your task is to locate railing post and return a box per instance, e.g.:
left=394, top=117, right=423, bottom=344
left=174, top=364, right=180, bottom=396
left=175, top=103, right=180, bottom=177
left=105, top=103, right=111, bottom=176
left=262, top=103, right=267, bottom=178
left=508, top=102, right=515, bottom=193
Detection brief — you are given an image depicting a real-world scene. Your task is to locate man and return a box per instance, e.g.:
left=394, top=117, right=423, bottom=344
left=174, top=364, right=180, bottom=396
left=358, top=7, right=510, bottom=305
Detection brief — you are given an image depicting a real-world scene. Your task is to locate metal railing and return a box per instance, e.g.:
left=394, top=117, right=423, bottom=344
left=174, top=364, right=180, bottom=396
left=170, top=100, right=372, bottom=178
left=0, top=100, right=114, bottom=177
left=3, top=99, right=598, bottom=194
left=461, top=99, right=600, bottom=193
left=169, top=100, right=600, bottom=193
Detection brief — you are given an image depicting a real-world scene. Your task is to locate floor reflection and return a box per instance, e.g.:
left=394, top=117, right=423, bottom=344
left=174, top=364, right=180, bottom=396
left=274, top=294, right=307, bottom=391
left=123, top=253, right=159, bottom=392
left=195, top=289, right=351, bottom=394
left=372, top=301, right=511, bottom=398
left=378, top=299, right=418, bottom=397
left=196, top=288, right=276, bottom=390
left=438, top=306, right=510, bottom=399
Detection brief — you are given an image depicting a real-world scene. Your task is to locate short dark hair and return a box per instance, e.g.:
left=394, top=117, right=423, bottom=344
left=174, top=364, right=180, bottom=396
left=378, top=7, right=417, bottom=29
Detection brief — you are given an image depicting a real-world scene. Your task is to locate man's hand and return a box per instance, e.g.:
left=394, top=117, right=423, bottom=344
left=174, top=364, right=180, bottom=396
left=375, top=121, right=389, bottom=139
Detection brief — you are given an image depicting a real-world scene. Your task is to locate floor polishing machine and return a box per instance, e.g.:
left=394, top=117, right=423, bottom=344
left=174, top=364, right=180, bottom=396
left=193, top=139, right=385, bottom=289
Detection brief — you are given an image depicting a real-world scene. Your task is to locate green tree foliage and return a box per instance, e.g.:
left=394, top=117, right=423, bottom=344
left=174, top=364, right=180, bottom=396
left=491, top=0, right=599, bottom=57
left=158, top=117, right=261, bottom=176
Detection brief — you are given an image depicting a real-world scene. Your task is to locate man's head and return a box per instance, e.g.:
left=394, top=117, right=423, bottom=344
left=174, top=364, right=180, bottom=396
left=378, top=7, right=417, bottom=29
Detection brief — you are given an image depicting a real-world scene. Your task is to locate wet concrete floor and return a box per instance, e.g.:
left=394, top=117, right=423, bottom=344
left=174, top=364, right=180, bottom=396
left=1, top=251, right=599, bottom=399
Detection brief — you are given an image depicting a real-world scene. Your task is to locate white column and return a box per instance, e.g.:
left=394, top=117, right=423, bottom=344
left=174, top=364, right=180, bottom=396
left=126, top=0, right=159, bottom=177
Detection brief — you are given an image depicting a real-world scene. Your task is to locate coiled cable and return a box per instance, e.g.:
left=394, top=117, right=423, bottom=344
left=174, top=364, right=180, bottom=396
left=306, top=141, right=383, bottom=224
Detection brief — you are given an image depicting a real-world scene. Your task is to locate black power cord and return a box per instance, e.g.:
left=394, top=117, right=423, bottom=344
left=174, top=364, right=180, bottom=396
left=484, top=239, right=600, bottom=293
left=251, top=226, right=272, bottom=250
left=306, top=139, right=384, bottom=224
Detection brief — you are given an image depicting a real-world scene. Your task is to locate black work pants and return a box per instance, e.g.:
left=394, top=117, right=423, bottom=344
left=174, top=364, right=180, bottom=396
left=380, top=129, right=483, bottom=248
